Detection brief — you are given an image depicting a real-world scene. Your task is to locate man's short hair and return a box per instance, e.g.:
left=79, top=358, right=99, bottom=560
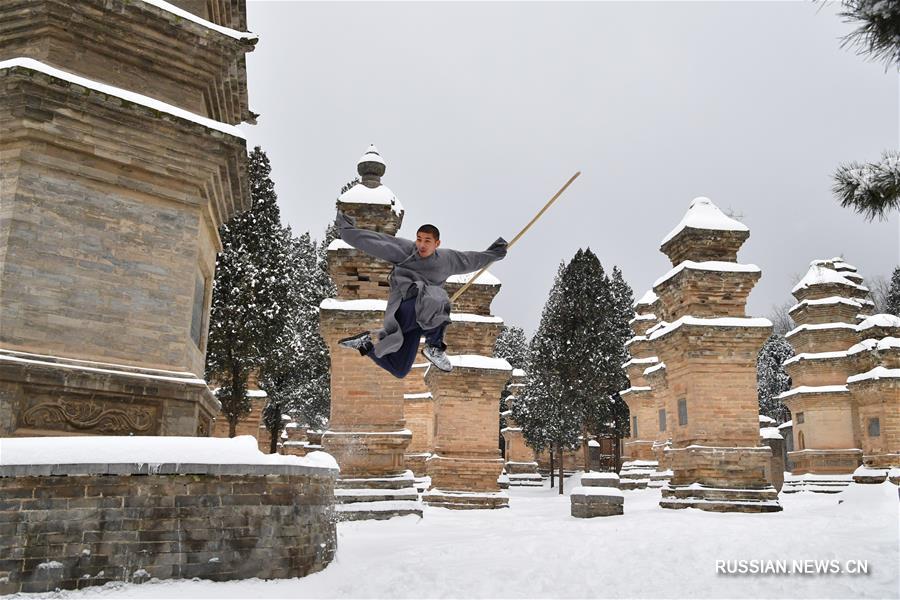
left=417, top=224, right=440, bottom=240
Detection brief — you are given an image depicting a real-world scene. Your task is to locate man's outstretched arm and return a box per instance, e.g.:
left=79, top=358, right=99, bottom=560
left=443, top=237, right=509, bottom=275
left=336, top=212, right=416, bottom=265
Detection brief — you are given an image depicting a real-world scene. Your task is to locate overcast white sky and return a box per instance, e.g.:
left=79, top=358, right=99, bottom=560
left=240, top=1, right=898, bottom=336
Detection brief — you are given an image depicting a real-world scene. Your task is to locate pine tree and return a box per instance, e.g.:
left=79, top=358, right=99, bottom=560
left=206, top=146, right=295, bottom=438
left=757, top=334, right=795, bottom=424
left=493, top=326, right=528, bottom=370
left=831, top=2, right=900, bottom=221
left=886, top=266, right=900, bottom=316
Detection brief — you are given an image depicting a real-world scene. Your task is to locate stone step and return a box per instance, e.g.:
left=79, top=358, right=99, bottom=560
left=662, top=484, right=778, bottom=502
left=422, top=490, right=509, bottom=510
left=334, top=500, right=423, bottom=521
left=659, top=497, right=783, bottom=513
left=335, top=471, right=416, bottom=490
left=334, top=487, right=419, bottom=504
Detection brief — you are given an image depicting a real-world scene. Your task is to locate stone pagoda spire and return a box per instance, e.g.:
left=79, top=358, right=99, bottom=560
left=644, top=197, right=781, bottom=512
left=779, top=258, right=900, bottom=489
left=319, top=146, right=421, bottom=520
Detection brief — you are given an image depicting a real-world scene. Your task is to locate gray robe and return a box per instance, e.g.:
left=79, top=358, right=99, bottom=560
left=336, top=212, right=507, bottom=358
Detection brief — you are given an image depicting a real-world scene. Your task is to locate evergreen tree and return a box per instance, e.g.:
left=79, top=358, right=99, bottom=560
left=206, top=146, right=295, bottom=437
left=831, top=2, right=900, bottom=220
left=886, top=266, right=900, bottom=316
left=757, top=334, right=795, bottom=424
left=493, top=326, right=528, bottom=370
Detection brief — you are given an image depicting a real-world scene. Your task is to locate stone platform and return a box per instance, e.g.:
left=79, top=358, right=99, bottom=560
left=570, top=486, right=624, bottom=518
left=421, top=489, right=509, bottom=510
left=0, top=437, right=338, bottom=594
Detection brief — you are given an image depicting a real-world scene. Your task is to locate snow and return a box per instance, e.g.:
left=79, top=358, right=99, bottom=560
left=788, top=296, right=863, bottom=312
left=0, top=435, right=338, bottom=470
left=811, top=257, right=856, bottom=271
left=643, top=362, right=666, bottom=376
left=778, top=420, right=793, bottom=429
left=327, top=239, right=354, bottom=251
left=140, top=0, right=257, bottom=40
left=338, top=181, right=403, bottom=215
left=320, top=298, right=387, bottom=312
left=760, top=427, right=784, bottom=440
left=624, top=335, right=647, bottom=348
left=0, top=351, right=207, bottom=385
left=783, top=350, right=849, bottom=366
left=660, top=197, right=749, bottom=246
left=791, top=265, right=868, bottom=295
left=856, top=314, right=900, bottom=331
left=450, top=313, right=503, bottom=324
left=0, top=58, right=245, bottom=139
left=446, top=270, right=502, bottom=286
left=622, top=356, right=659, bottom=368
left=847, top=367, right=900, bottom=384
left=324, top=429, right=412, bottom=437
left=620, top=386, right=652, bottom=395
left=246, top=389, right=267, bottom=398
left=847, top=337, right=900, bottom=354
left=358, top=145, right=384, bottom=166
left=581, top=472, right=619, bottom=481
left=648, top=316, right=772, bottom=341
left=853, top=465, right=888, bottom=477
left=758, top=415, right=777, bottom=424
left=570, top=486, right=624, bottom=498
left=587, top=440, right=601, bottom=448
left=653, top=260, right=760, bottom=289
left=776, top=385, right=849, bottom=400
left=785, top=322, right=858, bottom=338
left=403, top=392, right=433, bottom=400
left=512, top=368, right=527, bottom=377
left=634, top=290, right=659, bottom=307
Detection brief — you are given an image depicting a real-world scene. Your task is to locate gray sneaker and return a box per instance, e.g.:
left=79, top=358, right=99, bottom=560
left=422, top=345, right=453, bottom=372
left=338, top=331, right=373, bottom=355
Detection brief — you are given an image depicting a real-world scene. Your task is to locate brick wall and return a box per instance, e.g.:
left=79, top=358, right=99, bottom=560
left=0, top=463, right=337, bottom=594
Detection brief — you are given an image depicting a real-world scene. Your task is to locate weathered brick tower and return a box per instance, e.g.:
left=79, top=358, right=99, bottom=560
left=646, top=197, right=781, bottom=512
left=0, top=0, right=255, bottom=438
left=501, top=368, right=543, bottom=486
left=780, top=258, right=899, bottom=489
left=319, top=146, right=422, bottom=520
left=423, top=273, right=513, bottom=509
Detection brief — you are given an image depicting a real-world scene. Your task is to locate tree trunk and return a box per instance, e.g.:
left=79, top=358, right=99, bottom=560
left=549, top=447, right=555, bottom=489
left=613, top=432, right=621, bottom=472
left=269, top=428, right=278, bottom=454
left=228, top=417, right=237, bottom=438
left=558, top=445, right=565, bottom=495
left=583, top=431, right=591, bottom=472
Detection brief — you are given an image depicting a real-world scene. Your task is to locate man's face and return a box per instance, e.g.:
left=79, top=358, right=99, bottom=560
left=416, top=231, right=440, bottom=258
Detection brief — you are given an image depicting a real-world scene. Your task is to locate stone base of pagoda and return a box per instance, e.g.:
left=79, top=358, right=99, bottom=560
left=333, top=469, right=423, bottom=521
left=648, top=468, right=673, bottom=488
left=623, top=439, right=655, bottom=463
left=424, top=455, right=507, bottom=509
left=788, top=448, right=862, bottom=477
left=659, top=446, right=781, bottom=513
left=321, top=429, right=412, bottom=479
left=505, top=460, right=543, bottom=486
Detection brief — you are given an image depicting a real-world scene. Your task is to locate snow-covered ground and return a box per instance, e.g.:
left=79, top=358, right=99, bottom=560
left=13, top=477, right=898, bottom=599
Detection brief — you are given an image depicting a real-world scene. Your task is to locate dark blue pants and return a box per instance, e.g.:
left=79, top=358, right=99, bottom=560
left=367, top=296, right=447, bottom=379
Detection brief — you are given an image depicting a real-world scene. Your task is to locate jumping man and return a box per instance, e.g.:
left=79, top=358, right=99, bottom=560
left=335, top=211, right=508, bottom=377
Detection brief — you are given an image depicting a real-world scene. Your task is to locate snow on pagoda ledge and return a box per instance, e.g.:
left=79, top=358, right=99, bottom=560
left=447, top=270, right=502, bottom=286
left=775, top=385, right=849, bottom=400
left=847, top=367, right=900, bottom=384
left=141, top=0, right=258, bottom=40
left=0, top=435, right=338, bottom=476
left=0, top=58, right=245, bottom=138
left=647, top=316, right=772, bottom=342
left=653, top=260, right=760, bottom=288
left=338, top=180, right=403, bottom=215
left=427, top=355, right=512, bottom=373
left=320, top=298, right=388, bottom=312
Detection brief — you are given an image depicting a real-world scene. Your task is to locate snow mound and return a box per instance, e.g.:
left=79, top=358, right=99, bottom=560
left=571, top=486, right=624, bottom=498
left=791, top=265, right=868, bottom=294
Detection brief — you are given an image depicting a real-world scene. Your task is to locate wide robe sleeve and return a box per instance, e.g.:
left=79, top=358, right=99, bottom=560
left=335, top=211, right=416, bottom=265
left=442, top=237, right=509, bottom=275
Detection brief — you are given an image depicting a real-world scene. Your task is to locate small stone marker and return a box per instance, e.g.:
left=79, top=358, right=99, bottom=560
left=570, top=486, right=624, bottom=518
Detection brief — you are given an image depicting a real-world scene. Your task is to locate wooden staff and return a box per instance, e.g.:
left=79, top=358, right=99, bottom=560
left=449, top=171, right=581, bottom=303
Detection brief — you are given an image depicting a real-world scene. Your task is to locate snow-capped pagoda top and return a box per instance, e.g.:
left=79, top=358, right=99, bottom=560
left=336, top=145, right=404, bottom=234
left=634, top=290, right=659, bottom=310
left=659, top=197, right=750, bottom=266
left=790, top=263, right=869, bottom=304
left=810, top=257, right=864, bottom=283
